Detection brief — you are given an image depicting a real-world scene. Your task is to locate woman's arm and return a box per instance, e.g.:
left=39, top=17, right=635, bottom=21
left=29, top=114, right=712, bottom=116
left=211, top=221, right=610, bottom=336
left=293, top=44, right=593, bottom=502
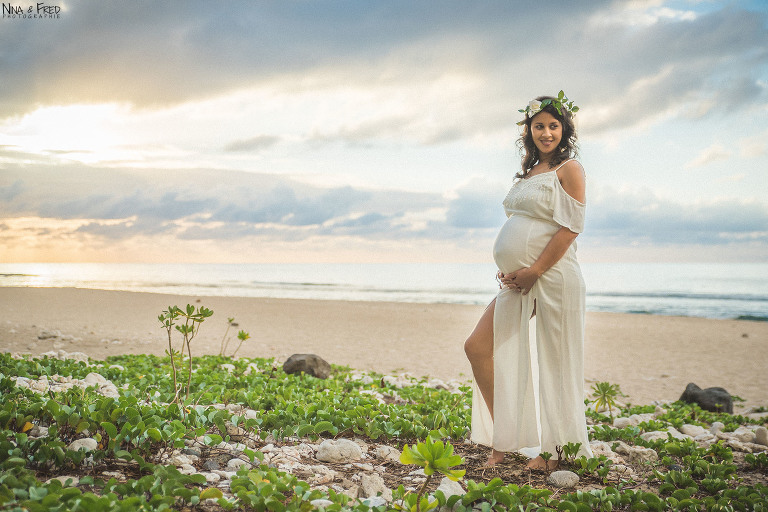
left=501, top=161, right=585, bottom=294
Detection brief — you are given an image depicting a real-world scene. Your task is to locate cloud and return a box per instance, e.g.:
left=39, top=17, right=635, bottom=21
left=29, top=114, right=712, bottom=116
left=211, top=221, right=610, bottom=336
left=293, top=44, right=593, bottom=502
left=5, top=0, right=763, bottom=140
left=585, top=187, right=768, bottom=246
left=223, top=135, right=280, bottom=152
left=446, top=177, right=506, bottom=229
left=0, top=163, right=445, bottom=242
left=4, top=163, right=764, bottom=262
left=684, top=143, right=731, bottom=169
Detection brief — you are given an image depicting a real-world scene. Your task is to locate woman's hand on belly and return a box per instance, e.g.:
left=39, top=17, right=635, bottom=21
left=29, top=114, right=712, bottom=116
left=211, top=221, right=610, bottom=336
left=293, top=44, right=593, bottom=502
left=500, top=266, right=541, bottom=295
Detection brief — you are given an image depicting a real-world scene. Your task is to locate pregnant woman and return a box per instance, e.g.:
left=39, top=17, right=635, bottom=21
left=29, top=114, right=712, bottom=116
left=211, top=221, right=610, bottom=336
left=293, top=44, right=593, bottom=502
left=465, top=92, right=593, bottom=469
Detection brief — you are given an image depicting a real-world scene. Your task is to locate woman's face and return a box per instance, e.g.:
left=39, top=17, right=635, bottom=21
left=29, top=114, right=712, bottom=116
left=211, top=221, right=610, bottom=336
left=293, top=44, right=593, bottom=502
left=530, top=111, right=562, bottom=159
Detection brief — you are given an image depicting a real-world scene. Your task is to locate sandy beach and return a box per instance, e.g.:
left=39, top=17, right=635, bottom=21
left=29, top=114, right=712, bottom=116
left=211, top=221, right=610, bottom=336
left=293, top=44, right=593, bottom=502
left=1, top=287, right=766, bottom=409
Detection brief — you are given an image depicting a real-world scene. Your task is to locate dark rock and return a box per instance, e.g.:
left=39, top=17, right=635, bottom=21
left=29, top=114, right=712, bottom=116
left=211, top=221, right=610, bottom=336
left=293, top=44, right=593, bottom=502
left=679, top=383, right=733, bottom=414
left=282, top=354, right=331, bottom=379
left=183, top=447, right=202, bottom=457
left=202, top=459, right=220, bottom=471
left=667, top=464, right=683, bottom=472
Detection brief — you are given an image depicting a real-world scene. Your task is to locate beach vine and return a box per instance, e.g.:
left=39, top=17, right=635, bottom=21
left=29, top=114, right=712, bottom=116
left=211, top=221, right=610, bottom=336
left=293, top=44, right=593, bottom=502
left=158, top=304, right=213, bottom=403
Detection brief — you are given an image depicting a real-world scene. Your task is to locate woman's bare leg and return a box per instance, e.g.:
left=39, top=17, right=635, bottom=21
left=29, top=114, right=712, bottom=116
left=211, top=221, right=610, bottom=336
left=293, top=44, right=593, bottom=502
left=464, top=299, right=504, bottom=465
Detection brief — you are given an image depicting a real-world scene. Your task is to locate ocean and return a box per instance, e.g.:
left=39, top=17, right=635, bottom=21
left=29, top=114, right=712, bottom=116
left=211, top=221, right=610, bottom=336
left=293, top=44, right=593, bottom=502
left=0, top=262, right=766, bottom=321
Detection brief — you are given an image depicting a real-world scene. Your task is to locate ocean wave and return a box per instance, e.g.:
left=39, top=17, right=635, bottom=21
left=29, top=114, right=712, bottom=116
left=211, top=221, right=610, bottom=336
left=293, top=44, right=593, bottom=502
left=588, top=291, right=768, bottom=302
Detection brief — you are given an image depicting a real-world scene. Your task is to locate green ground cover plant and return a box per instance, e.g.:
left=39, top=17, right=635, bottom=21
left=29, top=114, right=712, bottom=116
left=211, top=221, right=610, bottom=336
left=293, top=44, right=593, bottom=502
left=1, top=304, right=767, bottom=511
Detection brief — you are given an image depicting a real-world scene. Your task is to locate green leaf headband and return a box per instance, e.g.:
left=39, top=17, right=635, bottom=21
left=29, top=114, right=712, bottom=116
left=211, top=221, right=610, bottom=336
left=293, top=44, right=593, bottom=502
left=517, top=90, right=579, bottom=126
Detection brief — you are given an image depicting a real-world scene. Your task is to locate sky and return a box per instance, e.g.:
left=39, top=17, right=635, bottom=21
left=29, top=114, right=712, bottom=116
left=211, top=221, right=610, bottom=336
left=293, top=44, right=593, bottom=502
left=1, top=0, right=767, bottom=263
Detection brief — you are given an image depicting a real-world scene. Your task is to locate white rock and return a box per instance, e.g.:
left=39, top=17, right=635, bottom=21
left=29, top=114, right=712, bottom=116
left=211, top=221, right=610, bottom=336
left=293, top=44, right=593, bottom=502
left=201, top=472, right=221, bottom=484
left=374, top=445, right=401, bottom=463
left=755, top=426, right=768, bottom=447
left=695, top=433, right=716, bottom=443
left=640, top=431, right=668, bottom=442
left=622, top=446, right=658, bottom=464
left=29, top=425, right=49, bottom=438
left=308, top=466, right=337, bottom=485
left=171, top=454, right=195, bottom=466
left=362, top=496, right=388, bottom=508
left=84, top=373, right=108, bottom=386
left=680, top=424, right=707, bottom=437
left=746, top=442, right=768, bottom=453
left=352, top=463, right=374, bottom=471
left=667, top=427, right=692, bottom=441
left=316, top=439, right=363, bottom=463
left=226, top=458, right=251, bottom=471
left=38, top=329, right=61, bottom=339
left=179, top=464, right=196, bottom=475
left=408, top=468, right=426, bottom=477
left=310, top=499, right=335, bottom=508
left=353, top=438, right=369, bottom=454
left=382, top=375, right=407, bottom=389
left=726, top=439, right=752, bottom=453
left=732, top=427, right=756, bottom=443
left=109, top=364, right=124, bottom=371
left=296, top=443, right=316, bottom=458
left=613, top=417, right=632, bottom=429
left=360, top=473, right=392, bottom=501
left=427, top=378, right=449, bottom=390
left=68, top=438, right=98, bottom=452
left=435, top=476, right=464, bottom=499
left=221, top=363, right=236, bottom=373
left=710, top=421, right=725, bottom=435
left=14, top=377, right=31, bottom=390
left=97, top=383, right=120, bottom=398
left=609, top=464, right=636, bottom=480
left=30, top=379, right=49, bottom=393
left=589, top=441, right=623, bottom=463
left=654, top=406, right=667, bottom=418
left=547, top=470, right=579, bottom=488
left=243, top=363, right=260, bottom=376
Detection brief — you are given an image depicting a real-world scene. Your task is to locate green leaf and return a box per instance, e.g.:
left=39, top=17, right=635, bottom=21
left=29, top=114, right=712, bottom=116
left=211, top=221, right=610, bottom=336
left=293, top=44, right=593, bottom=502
left=314, top=421, right=334, bottom=434
left=296, top=424, right=314, bottom=438
left=400, top=445, right=423, bottom=466
left=199, top=487, right=224, bottom=500
left=189, top=473, right=208, bottom=485
left=146, top=427, right=162, bottom=442
left=3, top=457, right=26, bottom=468
left=115, top=449, right=132, bottom=461
left=101, top=421, right=117, bottom=439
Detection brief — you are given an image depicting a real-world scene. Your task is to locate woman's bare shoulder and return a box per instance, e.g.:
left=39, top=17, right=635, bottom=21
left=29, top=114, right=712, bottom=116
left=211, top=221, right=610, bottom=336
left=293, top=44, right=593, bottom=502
left=557, top=159, right=586, bottom=203
left=557, top=159, right=585, bottom=180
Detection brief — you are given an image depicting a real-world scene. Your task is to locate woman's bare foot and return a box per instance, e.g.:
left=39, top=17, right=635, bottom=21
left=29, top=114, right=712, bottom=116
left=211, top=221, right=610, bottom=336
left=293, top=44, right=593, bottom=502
left=526, top=456, right=560, bottom=471
left=484, top=449, right=505, bottom=467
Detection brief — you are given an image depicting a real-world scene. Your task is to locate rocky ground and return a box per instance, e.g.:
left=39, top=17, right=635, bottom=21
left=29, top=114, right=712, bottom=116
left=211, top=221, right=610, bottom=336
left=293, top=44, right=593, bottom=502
left=8, top=349, right=768, bottom=510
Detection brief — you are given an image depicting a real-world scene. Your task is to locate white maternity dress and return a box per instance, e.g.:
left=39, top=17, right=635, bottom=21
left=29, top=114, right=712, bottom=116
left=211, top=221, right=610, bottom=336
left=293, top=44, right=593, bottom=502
left=471, top=159, right=593, bottom=459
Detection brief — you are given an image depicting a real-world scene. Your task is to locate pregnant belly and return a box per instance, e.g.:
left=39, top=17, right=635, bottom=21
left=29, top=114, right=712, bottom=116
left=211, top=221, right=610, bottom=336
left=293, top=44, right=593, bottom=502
left=493, top=215, right=558, bottom=273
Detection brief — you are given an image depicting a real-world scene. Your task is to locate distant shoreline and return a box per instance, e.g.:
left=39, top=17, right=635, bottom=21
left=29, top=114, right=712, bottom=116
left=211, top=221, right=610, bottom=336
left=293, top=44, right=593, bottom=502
left=2, top=262, right=767, bottom=321
left=1, top=283, right=767, bottom=322
left=1, top=287, right=767, bottom=410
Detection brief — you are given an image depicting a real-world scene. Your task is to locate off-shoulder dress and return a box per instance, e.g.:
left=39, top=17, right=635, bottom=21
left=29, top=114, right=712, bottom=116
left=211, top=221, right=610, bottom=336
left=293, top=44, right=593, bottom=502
left=471, top=159, right=593, bottom=459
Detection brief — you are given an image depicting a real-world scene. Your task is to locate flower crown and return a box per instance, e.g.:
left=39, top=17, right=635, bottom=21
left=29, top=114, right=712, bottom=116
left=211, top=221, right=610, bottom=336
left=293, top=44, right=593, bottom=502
left=516, top=90, right=579, bottom=125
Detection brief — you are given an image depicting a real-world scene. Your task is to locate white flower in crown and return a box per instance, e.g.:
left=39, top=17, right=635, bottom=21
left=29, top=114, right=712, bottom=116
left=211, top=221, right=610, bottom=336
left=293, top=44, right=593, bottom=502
left=517, top=91, right=579, bottom=126
left=527, top=100, right=542, bottom=116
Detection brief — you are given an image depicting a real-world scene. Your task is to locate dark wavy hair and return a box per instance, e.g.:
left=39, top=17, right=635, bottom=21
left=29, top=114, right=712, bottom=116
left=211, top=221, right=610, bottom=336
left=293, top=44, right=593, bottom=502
left=515, top=95, right=578, bottom=179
